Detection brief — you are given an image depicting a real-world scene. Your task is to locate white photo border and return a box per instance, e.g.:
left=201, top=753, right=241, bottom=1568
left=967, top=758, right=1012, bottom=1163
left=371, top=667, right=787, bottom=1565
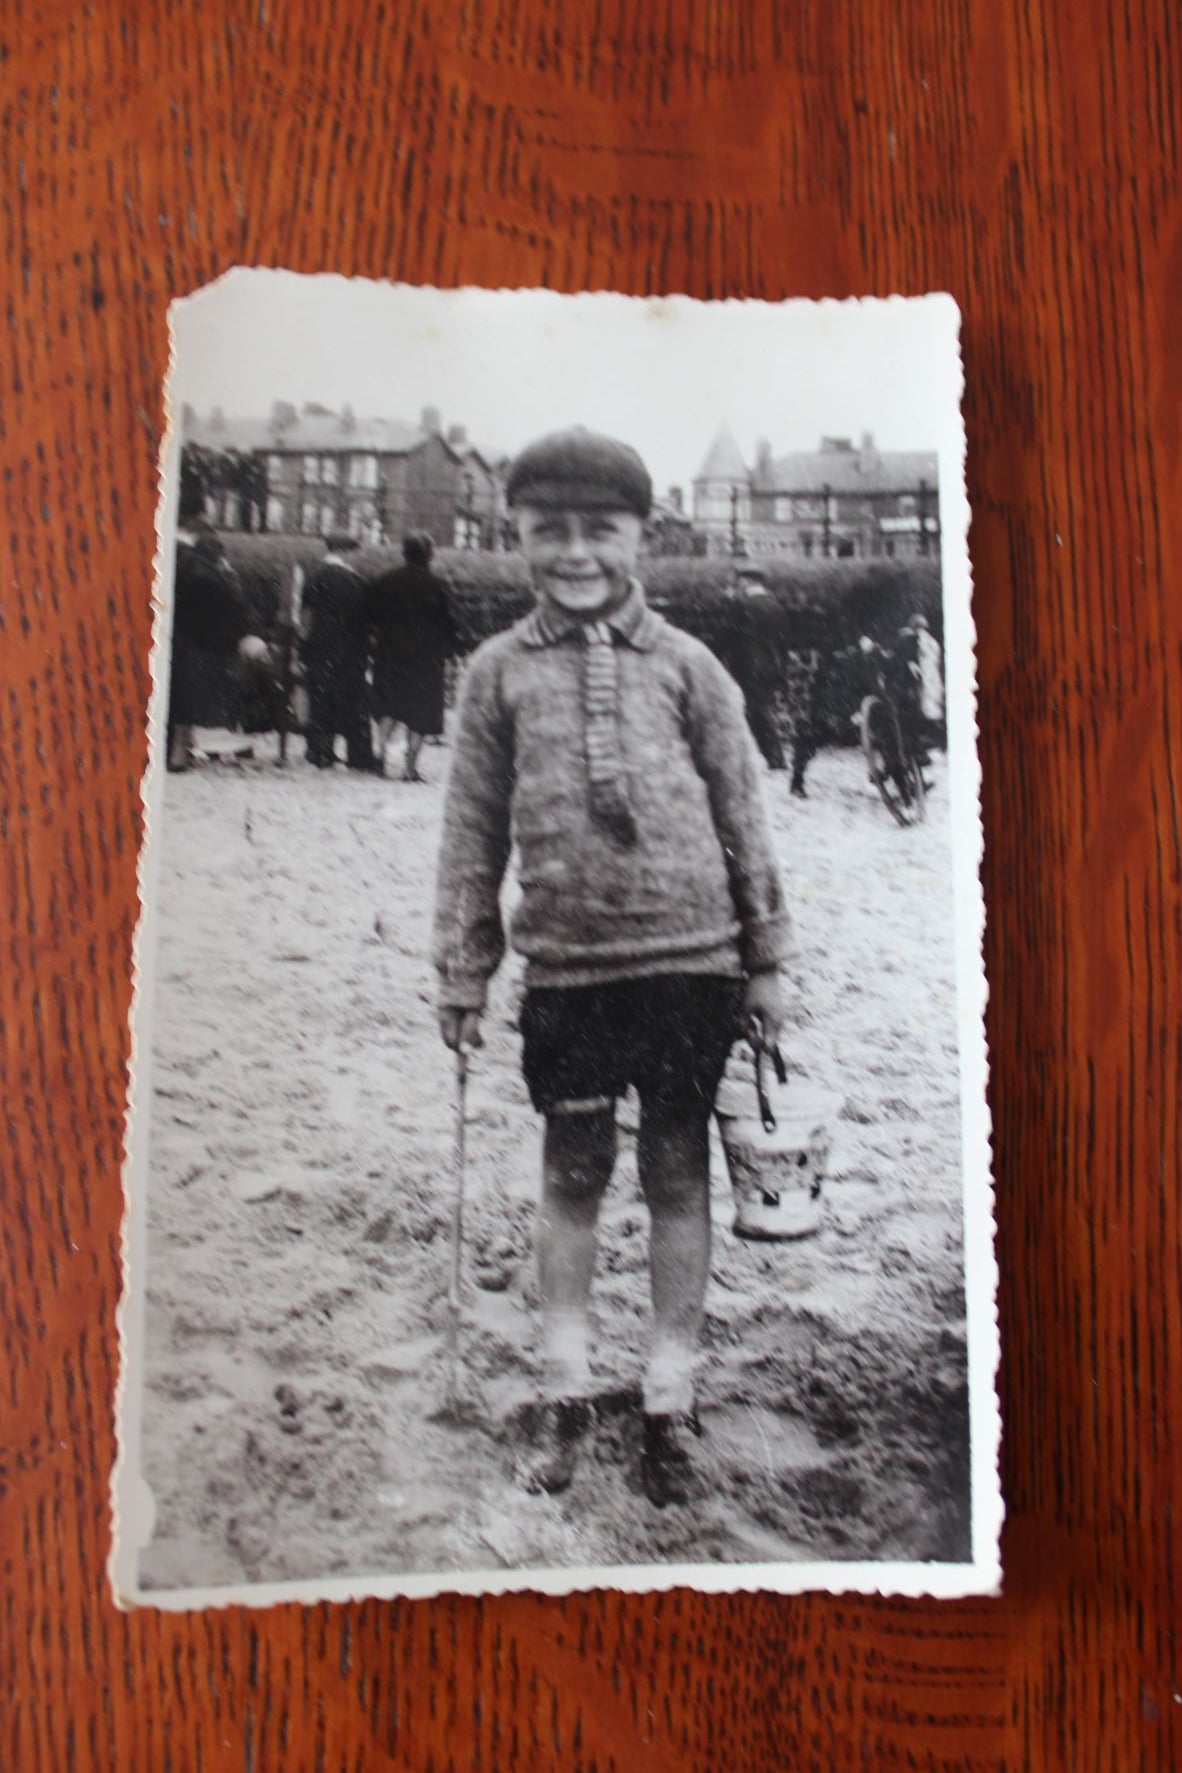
left=112, top=277, right=1001, bottom=1610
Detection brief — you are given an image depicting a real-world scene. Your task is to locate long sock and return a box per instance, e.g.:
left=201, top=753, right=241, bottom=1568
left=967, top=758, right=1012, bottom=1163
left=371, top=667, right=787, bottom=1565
left=642, top=1332, right=697, bottom=1417
left=541, top=1309, right=593, bottom=1401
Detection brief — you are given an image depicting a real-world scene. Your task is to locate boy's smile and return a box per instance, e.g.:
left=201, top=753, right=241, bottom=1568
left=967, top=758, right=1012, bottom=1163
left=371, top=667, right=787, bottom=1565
left=516, top=506, right=644, bottom=619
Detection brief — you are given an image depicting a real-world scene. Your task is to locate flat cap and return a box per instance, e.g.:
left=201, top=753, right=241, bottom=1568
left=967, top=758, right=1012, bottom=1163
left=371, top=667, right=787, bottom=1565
left=506, top=427, right=653, bottom=518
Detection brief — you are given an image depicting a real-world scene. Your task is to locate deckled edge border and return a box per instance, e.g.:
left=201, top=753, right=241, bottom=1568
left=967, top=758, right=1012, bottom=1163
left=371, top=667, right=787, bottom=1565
left=110, top=275, right=1002, bottom=1610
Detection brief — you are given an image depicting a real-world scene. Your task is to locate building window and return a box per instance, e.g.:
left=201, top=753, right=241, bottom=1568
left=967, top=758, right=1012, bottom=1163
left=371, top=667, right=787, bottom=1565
left=303, top=455, right=320, bottom=485
left=774, top=496, right=793, bottom=522
left=222, top=492, right=241, bottom=529
left=267, top=454, right=285, bottom=480
left=301, top=499, right=319, bottom=533
left=836, top=537, right=856, bottom=559
left=320, top=503, right=336, bottom=534
left=349, top=502, right=378, bottom=541
left=349, top=454, right=378, bottom=490
left=800, top=533, right=814, bottom=558
left=320, top=457, right=339, bottom=487
left=454, top=514, right=481, bottom=551
left=266, top=496, right=286, bottom=531
left=898, top=494, right=917, bottom=516
left=884, top=539, right=896, bottom=558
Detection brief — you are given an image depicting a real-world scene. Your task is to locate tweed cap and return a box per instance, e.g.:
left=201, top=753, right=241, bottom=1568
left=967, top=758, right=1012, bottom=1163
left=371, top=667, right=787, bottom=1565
left=506, top=427, right=653, bottom=518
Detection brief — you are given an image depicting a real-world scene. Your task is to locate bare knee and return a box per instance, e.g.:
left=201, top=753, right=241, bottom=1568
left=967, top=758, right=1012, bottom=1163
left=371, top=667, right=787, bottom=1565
left=543, top=1107, right=617, bottom=1206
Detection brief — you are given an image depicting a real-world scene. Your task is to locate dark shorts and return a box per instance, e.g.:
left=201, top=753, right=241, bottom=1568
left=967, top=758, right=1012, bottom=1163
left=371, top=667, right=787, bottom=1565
left=520, top=975, right=745, bottom=1119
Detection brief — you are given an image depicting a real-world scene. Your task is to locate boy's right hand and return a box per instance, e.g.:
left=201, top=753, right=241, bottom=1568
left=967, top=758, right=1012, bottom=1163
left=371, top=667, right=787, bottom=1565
left=438, top=1007, right=484, bottom=1053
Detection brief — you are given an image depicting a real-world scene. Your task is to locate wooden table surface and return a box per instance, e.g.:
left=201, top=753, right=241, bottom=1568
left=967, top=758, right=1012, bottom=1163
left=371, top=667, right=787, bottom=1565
left=3, top=1, right=1179, bottom=1767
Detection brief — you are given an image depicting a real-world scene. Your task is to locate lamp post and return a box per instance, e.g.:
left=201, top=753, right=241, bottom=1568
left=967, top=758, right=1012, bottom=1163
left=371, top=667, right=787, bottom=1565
left=729, top=483, right=749, bottom=558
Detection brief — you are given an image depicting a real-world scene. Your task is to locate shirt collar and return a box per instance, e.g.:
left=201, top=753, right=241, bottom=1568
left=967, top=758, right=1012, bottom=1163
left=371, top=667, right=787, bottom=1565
left=521, top=579, right=659, bottom=651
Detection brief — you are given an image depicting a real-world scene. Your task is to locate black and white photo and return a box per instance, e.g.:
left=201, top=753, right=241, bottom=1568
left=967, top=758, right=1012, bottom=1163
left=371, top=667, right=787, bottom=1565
left=114, top=278, right=998, bottom=1607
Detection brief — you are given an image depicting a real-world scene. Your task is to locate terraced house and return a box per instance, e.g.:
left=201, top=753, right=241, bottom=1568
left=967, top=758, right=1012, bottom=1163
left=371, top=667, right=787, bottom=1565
left=694, top=428, right=940, bottom=562
left=182, top=404, right=506, bottom=550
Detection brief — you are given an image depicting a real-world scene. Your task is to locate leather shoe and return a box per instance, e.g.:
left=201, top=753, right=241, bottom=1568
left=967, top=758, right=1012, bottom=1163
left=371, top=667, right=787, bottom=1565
left=641, top=1410, right=702, bottom=1508
left=522, top=1398, right=591, bottom=1494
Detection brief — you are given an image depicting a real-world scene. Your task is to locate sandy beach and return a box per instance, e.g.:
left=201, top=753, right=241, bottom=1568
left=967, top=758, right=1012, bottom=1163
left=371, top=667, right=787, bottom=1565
left=134, top=733, right=971, bottom=1592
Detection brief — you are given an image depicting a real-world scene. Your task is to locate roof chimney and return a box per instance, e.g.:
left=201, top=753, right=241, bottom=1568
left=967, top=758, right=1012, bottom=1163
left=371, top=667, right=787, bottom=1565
left=421, top=405, right=442, bottom=435
left=446, top=423, right=467, bottom=447
left=668, top=485, right=684, bottom=513
left=859, top=431, right=878, bottom=473
left=756, top=438, right=772, bottom=470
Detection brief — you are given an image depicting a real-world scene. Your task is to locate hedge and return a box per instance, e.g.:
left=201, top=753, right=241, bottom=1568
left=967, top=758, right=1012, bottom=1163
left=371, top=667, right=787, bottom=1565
left=219, top=535, right=532, bottom=651
left=218, top=533, right=943, bottom=656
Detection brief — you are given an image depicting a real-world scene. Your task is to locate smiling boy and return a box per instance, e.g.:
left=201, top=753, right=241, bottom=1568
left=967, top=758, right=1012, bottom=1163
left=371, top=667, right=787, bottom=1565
left=432, top=428, right=790, bottom=1506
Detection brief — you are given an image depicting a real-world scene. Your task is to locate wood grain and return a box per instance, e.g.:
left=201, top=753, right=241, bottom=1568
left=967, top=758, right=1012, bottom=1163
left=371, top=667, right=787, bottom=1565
left=2, top=0, right=1179, bottom=1766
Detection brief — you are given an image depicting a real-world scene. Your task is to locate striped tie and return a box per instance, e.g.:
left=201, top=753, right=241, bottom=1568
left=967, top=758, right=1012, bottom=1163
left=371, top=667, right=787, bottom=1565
left=583, top=621, right=637, bottom=845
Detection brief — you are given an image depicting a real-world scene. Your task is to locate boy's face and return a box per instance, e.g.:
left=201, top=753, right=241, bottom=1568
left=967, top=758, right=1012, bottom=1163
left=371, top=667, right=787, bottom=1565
left=515, top=505, right=643, bottom=619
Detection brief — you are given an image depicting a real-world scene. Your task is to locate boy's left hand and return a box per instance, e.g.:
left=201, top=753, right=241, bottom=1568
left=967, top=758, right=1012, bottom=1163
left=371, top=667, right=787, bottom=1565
left=743, top=969, right=785, bottom=1050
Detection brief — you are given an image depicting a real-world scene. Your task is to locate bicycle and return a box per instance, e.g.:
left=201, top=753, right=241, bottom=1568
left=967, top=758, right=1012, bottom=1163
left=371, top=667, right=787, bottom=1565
left=858, top=686, right=927, bottom=827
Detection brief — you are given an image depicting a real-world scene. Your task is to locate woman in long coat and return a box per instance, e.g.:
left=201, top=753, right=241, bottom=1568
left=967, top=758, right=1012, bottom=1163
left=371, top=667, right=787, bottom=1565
left=168, top=529, right=267, bottom=770
left=366, top=532, right=460, bottom=781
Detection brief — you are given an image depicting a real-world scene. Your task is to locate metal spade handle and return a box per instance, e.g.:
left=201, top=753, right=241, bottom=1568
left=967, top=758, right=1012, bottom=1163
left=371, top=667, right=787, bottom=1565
left=747, top=1017, right=788, bottom=1133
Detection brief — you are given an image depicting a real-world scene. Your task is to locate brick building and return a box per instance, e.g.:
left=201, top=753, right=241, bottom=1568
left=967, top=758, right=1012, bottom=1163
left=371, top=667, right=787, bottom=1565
left=183, top=405, right=505, bottom=550
left=693, top=428, right=940, bottom=561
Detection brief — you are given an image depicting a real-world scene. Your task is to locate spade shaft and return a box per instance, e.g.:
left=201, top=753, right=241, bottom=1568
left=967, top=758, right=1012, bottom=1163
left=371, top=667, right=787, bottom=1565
left=442, top=1046, right=470, bottom=1410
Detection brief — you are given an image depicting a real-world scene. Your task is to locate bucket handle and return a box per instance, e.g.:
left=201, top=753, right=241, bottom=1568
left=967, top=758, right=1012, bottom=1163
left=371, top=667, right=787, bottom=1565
left=747, top=1017, right=788, bottom=1133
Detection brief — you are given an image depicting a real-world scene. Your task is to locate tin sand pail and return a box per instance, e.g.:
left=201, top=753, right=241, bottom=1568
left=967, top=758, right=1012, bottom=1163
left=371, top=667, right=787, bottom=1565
left=715, top=1045, right=839, bottom=1241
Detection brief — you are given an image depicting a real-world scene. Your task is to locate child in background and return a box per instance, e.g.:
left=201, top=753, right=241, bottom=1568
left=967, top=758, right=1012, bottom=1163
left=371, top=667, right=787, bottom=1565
left=432, top=428, right=791, bottom=1506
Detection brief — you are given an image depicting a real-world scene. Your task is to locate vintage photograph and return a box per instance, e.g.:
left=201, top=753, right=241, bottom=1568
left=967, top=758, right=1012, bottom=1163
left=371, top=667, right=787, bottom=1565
left=114, top=278, right=998, bottom=1606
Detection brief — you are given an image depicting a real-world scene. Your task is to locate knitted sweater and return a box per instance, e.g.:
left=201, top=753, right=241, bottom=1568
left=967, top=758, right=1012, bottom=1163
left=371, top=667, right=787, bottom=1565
left=432, top=583, right=791, bottom=1010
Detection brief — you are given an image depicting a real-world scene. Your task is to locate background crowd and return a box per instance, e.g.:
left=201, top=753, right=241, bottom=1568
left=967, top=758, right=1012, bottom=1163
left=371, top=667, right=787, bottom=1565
left=167, top=518, right=459, bottom=781
left=166, top=506, right=944, bottom=792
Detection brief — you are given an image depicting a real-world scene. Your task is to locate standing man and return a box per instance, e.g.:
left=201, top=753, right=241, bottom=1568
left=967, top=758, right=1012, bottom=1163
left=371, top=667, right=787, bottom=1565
left=366, top=531, right=461, bottom=782
left=300, top=533, right=378, bottom=772
left=895, top=612, right=945, bottom=761
left=791, top=636, right=887, bottom=797
left=789, top=646, right=837, bottom=799
left=433, top=428, right=790, bottom=1507
left=719, top=561, right=788, bottom=770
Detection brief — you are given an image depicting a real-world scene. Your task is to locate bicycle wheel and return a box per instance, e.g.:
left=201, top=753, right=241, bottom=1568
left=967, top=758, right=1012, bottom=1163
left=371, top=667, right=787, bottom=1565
left=860, top=695, right=923, bottom=827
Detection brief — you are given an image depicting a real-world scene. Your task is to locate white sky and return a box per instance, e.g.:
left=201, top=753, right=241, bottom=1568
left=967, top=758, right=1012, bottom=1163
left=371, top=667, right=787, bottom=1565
left=172, top=275, right=963, bottom=496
